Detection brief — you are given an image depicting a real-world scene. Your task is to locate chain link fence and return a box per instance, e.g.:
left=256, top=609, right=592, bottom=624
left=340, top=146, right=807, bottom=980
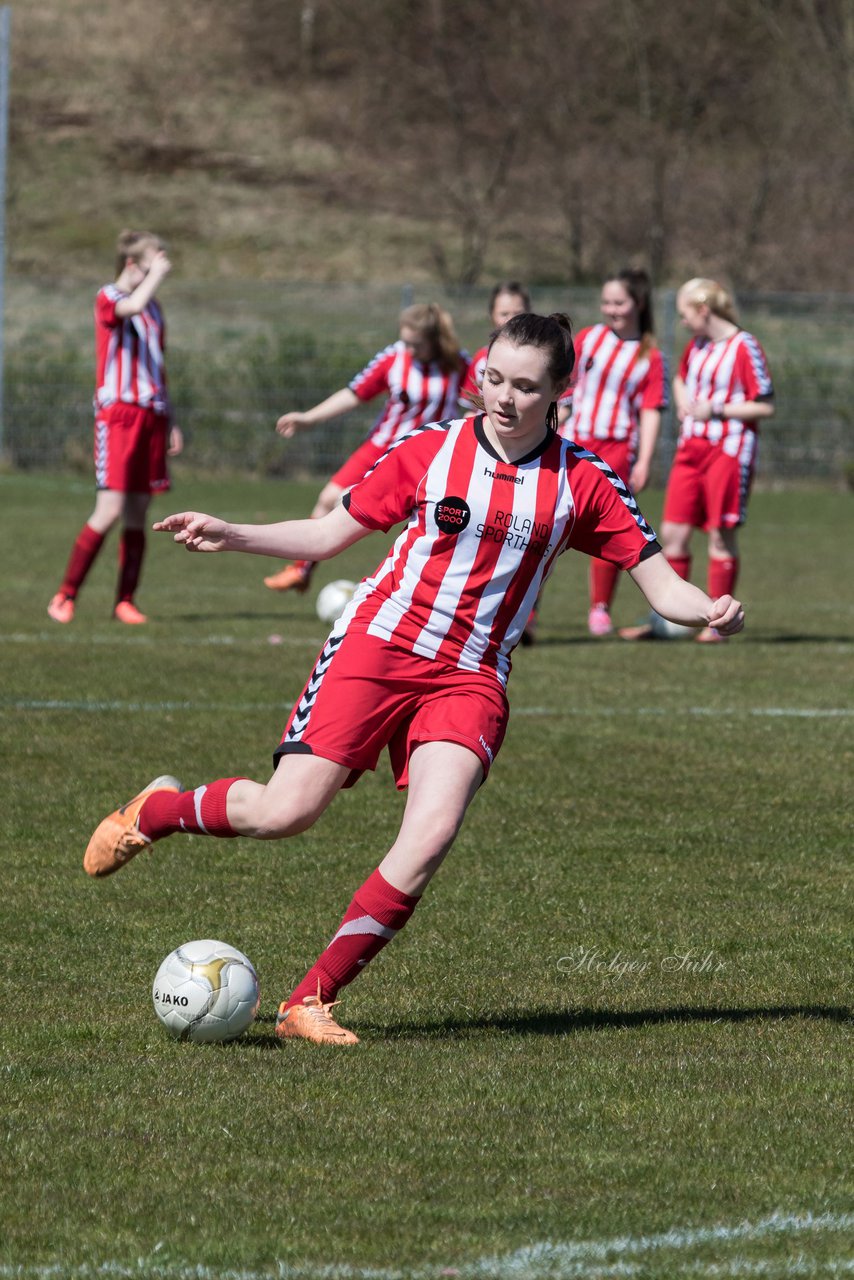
left=3, top=279, right=852, bottom=486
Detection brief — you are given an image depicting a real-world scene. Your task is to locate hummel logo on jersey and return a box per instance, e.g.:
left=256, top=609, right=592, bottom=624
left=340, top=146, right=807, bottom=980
left=484, top=465, right=524, bottom=486
left=435, top=496, right=471, bottom=533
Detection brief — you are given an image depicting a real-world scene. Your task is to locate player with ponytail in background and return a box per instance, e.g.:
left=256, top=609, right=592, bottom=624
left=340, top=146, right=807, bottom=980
left=559, top=268, right=668, bottom=637
left=263, top=303, right=468, bottom=594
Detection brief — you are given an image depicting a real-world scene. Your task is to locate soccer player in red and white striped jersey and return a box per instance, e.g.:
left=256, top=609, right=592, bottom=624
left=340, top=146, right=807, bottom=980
left=84, top=313, right=744, bottom=1046
left=460, top=281, right=531, bottom=406
left=558, top=269, right=668, bottom=636
left=47, top=231, right=183, bottom=626
left=622, top=278, right=774, bottom=643
left=262, top=303, right=468, bottom=594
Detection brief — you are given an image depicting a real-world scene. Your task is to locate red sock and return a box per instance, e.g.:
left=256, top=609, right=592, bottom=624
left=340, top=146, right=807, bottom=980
left=708, top=557, right=739, bottom=600
left=117, top=528, right=146, bottom=604
left=286, top=869, right=420, bottom=1008
left=589, top=558, right=620, bottom=609
left=137, top=778, right=246, bottom=840
left=666, top=555, right=692, bottom=581
left=59, top=523, right=105, bottom=598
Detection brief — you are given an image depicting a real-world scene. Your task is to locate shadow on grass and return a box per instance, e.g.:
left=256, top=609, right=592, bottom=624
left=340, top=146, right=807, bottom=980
left=251, top=1003, right=850, bottom=1047
left=530, top=633, right=854, bottom=648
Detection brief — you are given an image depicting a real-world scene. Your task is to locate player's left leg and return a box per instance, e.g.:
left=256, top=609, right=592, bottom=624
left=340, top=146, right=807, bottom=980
left=114, top=492, right=152, bottom=623
left=277, top=741, right=484, bottom=1045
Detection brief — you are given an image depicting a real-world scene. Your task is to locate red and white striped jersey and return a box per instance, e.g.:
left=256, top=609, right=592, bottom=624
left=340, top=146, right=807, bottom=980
left=349, top=341, right=468, bottom=449
left=678, top=330, right=773, bottom=453
left=460, top=343, right=488, bottom=403
left=94, top=285, right=170, bottom=416
left=340, top=415, right=659, bottom=685
left=560, top=325, right=669, bottom=450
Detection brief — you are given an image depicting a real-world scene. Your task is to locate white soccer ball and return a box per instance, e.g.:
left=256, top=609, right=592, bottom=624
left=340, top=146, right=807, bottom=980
left=315, top=579, right=357, bottom=625
left=152, top=939, right=260, bottom=1043
left=649, top=611, right=694, bottom=640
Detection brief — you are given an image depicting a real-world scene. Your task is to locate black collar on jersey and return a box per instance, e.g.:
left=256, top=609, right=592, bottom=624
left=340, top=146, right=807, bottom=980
left=474, top=413, right=556, bottom=467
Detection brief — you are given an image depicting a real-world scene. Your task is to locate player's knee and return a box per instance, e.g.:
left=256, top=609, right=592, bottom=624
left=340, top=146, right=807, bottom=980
left=251, top=798, right=321, bottom=840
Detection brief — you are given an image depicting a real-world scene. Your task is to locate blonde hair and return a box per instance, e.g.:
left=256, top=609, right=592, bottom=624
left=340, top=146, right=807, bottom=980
left=678, top=277, right=739, bottom=326
left=115, top=229, right=165, bottom=279
left=399, top=303, right=464, bottom=375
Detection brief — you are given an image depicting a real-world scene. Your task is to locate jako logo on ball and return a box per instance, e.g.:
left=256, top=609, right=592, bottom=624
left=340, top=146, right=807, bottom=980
left=152, top=939, right=260, bottom=1043
left=435, top=496, right=471, bottom=534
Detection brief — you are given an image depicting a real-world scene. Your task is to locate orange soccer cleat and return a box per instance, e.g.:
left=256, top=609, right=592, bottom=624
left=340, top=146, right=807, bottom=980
left=263, top=563, right=311, bottom=593
left=113, top=601, right=148, bottom=625
left=83, top=775, right=182, bottom=877
left=275, top=986, right=359, bottom=1046
left=47, top=593, right=75, bottom=624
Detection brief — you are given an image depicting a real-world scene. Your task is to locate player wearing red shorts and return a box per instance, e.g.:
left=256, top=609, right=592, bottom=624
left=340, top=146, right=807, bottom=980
left=621, top=277, right=774, bottom=643
left=83, top=313, right=744, bottom=1046
left=262, top=302, right=468, bottom=594
left=558, top=269, right=668, bottom=637
left=47, top=230, right=182, bottom=625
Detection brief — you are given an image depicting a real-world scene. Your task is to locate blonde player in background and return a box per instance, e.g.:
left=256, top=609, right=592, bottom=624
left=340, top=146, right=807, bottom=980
left=47, top=230, right=182, bottom=626
left=621, top=277, right=773, bottom=643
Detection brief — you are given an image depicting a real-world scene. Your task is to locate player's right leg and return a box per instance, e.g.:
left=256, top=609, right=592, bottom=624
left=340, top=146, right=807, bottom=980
left=83, top=754, right=349, bottom=877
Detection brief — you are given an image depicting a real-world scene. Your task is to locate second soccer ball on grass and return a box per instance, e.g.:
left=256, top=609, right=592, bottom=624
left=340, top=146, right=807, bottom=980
left=316, top=579, right=357, bottom=626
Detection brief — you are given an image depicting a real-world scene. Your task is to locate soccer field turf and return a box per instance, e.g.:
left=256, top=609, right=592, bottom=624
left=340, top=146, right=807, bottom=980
left=1, top=474, right=852, bottom=1279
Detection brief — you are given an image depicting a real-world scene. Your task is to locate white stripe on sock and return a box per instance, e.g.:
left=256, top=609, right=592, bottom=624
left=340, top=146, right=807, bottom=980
left=193, top=785, right=209, bottom=835
left=330, top=915, right=397, bottom=945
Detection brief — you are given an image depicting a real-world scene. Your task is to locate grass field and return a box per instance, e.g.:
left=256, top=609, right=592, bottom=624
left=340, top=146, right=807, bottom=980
left=1, top=473, right=852, bottom=1279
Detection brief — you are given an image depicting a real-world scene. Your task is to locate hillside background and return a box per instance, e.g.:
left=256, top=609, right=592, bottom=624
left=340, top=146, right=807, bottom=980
left=9, top=0, right=854, bottom=290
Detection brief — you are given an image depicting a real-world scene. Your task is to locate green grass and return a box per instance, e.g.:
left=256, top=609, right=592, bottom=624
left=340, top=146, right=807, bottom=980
left=1, top=474, right=852, bottom=1279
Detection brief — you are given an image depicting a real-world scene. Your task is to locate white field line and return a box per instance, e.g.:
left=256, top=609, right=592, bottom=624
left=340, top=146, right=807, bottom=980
left=1, top=698, right=851, bottom=718
left=0, top=1210, right=852, bottom=1280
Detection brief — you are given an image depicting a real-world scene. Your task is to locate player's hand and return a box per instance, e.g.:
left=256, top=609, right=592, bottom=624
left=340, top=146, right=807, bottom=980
left=708, top=594, right=744, bottom=636
left=152, top=511, right=230, bottom=552
left=276, top=412, right=310, bottom=439
left=629, top=460, right=649, bottom=492
left=147, top=249, right=172, bottom=282
left=689, top=398, right=713, bottom=422
left=167, top=425, right=184, bottom=457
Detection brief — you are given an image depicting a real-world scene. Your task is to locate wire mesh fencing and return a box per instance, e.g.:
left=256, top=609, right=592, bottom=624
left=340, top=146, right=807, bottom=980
left=3, top=279, right=852, bottom=486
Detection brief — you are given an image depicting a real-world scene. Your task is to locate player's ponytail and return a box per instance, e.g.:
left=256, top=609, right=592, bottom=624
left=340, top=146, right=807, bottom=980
left=488, top=312, right=575, bottom=432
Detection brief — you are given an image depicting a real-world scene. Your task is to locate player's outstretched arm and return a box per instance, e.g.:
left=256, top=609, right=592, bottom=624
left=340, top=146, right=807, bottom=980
left=629, top=552, right=745, bottom=636
left=153, top=503, right=370, bottom=561
left=276, top=388, right=360, bottom=438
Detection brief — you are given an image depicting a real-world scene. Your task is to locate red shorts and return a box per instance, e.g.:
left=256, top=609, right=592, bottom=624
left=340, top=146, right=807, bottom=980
left=94, top=404, right=170, bottom=494
left=329, top=435, right=389, bottom=490
left=274, top=630, right=509, bottom=789
left=663, top=435, right=756, bottom=531
left=575, top=437, right=633, bottom=486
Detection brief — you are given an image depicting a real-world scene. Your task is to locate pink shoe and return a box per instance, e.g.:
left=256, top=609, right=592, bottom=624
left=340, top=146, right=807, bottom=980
left=695, top=626, right=727, bottom=644
left=588, top=604, right=613, bottom=637
left=47, top=593, right=75, bottom=624
left=113, top=601, right=148, bottom=625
